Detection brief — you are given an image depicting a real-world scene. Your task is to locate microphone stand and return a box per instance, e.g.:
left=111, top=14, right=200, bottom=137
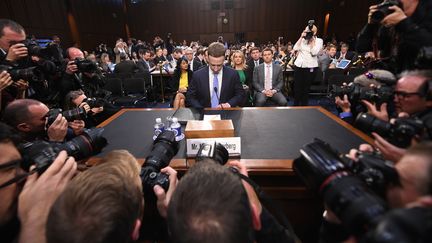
left=159, top=62, right=165, bottom=103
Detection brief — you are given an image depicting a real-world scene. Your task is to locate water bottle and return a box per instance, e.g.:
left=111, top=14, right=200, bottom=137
left=170, top=117, right=184, bottom=141
left=153, top=118, right=165, bottom=140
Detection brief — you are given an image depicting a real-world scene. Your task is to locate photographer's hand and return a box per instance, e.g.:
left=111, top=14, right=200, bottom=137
left=65, top=60, right=78, bottom=75
left=335, top=95, right=351, bottom=113
left=372, top=132, right=406, bottom=163
left=153, top=166, right=178, bottom=218
left=367, top=5, right=379, bottom=24
left=47, top=114, right=68, bottom=142
left=69, top=120, right=85, bottom=135
left=18, top=151, right=77, bottom=243
left=6, top=43, right=28, bottom=62
left=0, top=71, right=13, bottom=91
left=79, top=102, right=91, bottom=113
left=382, top=6, right=407, bottom=27
left=362, top=100, right=389, bottom=121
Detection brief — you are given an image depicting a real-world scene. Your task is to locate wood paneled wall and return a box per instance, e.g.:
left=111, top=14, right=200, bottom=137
left=0, top=0, right=380, bottom=51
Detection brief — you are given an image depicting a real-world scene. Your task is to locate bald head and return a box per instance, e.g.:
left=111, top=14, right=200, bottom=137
left=67, top=47, right=84, bottom=60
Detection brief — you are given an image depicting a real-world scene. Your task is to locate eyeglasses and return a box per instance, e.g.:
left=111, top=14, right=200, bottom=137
left=0, top=159, right=25, bottom=190
left=394, top=91, right=422, bottom=99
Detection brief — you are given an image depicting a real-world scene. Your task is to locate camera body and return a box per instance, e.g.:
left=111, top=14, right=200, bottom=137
left=355, top=113, right=424, bottom=148
left=195, top=141, right=229, bottom=165
left=293, top=139, right=398, bottom=235
left=0, top=64, right=41, bottom=82
left=371, top=0, right=402, bottom=23
left=19, top=128, right=107, bottom=173
left=304, top=20, right=315, bottom=40
left=46, top=108, right=87, bottom=127
left=140, top=130, right=179, bottom=193
left=330, top=83, right=394, bottom=106
left=83, top=97, right=105, bottom=109
left=73, top=58, right=98, bottom=73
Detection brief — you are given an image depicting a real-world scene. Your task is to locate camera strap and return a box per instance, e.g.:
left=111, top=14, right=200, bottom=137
left=230, top=168, right=300, bottom=241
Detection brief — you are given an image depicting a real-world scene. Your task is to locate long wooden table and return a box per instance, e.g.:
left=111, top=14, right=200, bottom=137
left=92, top=107, right=372, bottom=243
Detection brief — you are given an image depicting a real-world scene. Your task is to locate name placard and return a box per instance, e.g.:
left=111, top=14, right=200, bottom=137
left=186, top=137, right=241, bottom=157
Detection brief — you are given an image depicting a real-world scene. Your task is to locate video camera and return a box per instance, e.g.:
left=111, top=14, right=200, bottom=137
left=73, top=58, right=98, bottom=73
left=304, top=20, right=315, bottom=40
left=46, top=108, right=87, bottom=127
left=140, top=130, right=179, bottom=194
left=293, top=138, right=399, bottom=236
left=355, top=113, right=424, bottom=148
left=19, top=128, right=107, bottom=174
left=330, top=82, right=394, bottom=106
left=370, top=0, right=402, bottom=24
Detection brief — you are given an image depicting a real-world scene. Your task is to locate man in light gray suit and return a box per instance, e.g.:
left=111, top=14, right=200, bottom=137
left=253, top=48, right=288, bottom=106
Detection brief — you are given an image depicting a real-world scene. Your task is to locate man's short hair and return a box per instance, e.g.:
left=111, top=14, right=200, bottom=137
left=405, top=143, right=432, bottom=195
left=0, top=122, right=21, bottom=145
left=262, top=47, right=273, bottom=54
left=327, top=44, right=337, bottom=50
left=138, top=49, right=150, bottom=56
left=399, top=70, right=432, bottom=98
left=46, top=150, right=144, bottom=243
left=0, top=19, right=24, bottom=37
left=168, top=161, right=254, bottom=243
left=2, top=99, right=42, bottom=128
left=120, top=52, right=127, bottom=61
left=173, top=48, right=183, bottom=54
left=207, top=42, right=226, bottom=58
left=250, top=47, right=261, bottom=53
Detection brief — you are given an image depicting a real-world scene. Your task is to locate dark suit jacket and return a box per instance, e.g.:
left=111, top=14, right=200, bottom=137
left=192, top=57, right=204, bottom=72
left=137, top=59, right=154, bottom=73
left=246, top=58, right=263, bottom=86
left=186, top=66, right=245, bottom=108
left=335, top=51, right=356, bottom=61
left=252, top=62, right=284, bottom=92
left=114, top=60, right=139, bottom=74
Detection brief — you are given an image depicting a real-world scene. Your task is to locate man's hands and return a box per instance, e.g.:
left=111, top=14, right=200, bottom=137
left=382, top=6, right=407, bottom=27
left=0, top=71, right=13, bottom=91
left=262, top=89, right=276, bottom=98
left=362, top=100, right=389, bottom=121
left=372, top=132, right=406, bottom=163
left=153, top=166, right=178, bottom=218
left=47, top=114, right=68, bottom=142
left=217, top=103, right=231, bottom=109
left=18, top=151, right=77, bottom=243
left=69, top=120, right=85, bottom=135
left=6, top=43, right=28, bottom=62
left=335, top=95, right=351, bottom=113
left=65, top=60, right=78, bottom=75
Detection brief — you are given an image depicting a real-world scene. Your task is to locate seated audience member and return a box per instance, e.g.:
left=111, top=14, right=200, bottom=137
left=172, top=57, right=193, bottom=109
left=99, top=53, right=114, bottom=74
left=114, top=40, right=128, bottom=64
left=184, top=48, right=194, bottom=71
left=47, top=150, right=178, bottom=243
left=318, top=44, right=337, bottom=72
left=0, top=122, right=77, bottom=243
left=137, top=49, right=155, bottom=73
left=168, top=160, right=297, bottom=243
left=64, top=90, right=119, bottom=127
left=320, top=142, right=432, bottom=243
left=114, top=53, right=139, bottom=74
left=231, top=50, right=253, bottom=106
left=335, top=43, right=356, bottom=61
left=363, top=70, right=432, bottom=162
left=3, top=99, right=84, bottom=142
left=186, top=42, right=245, bottom=108
left=167, top=48, right=183, bottom=71
left=253, top=48, right=288, bottom=107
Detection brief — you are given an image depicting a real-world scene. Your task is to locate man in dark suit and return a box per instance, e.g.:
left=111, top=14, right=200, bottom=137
left=114, top=53, right=139, bottom=74
left=137, top=49, right=155, bottom=73
left=245, top=47, right=263, bottom=86
left=253, top=48, right=287, bottom=107
left=186, top=42, right=245, bottom=108
left=335, top=43, right=356, bottom=61
left=0, top=19, right=27, bottom=65
left=192, top=48, right=205, bottom=72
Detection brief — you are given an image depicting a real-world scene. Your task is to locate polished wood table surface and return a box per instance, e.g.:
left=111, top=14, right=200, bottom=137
left=92, top=106, right=372, bottom=243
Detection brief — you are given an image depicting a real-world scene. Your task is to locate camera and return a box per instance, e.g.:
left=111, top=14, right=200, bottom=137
left=293, top=139, right=399, bottom=236
left=24, top=39, right=63, bottom=62
left=46, top=108, right=87, bottom=127
left=83, top=97, right=105, bottom=109
left=0, top=64, right=42, bottom=82
left=304, top=20, right=315, bottom=40
left=19, top=128, right=107, bottom=174
left=415, top=46, right=432, bottom=70
left=196, top=141, right=229, bottom=165
left=74, top=58, right=98, bottom=73
left=330, top=82, right=394, bottom=106
left=355, top=113, right=424, bottom=148
left=140, top=130, right=179, bottom=193
left=371, top=0, right=402, bottom=24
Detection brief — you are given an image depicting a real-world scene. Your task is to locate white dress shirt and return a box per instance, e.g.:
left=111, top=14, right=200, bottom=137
left=208, top=67, right=223, bottom=99
left=293, top=37, right=323, bottom=68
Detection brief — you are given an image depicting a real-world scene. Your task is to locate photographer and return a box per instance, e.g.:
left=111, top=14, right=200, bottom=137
left=65, top=90, right=119, bottom=127
left=168, top=159, right=298, bottom=243
left=356, top=0, right=432, bottom=72
left=46, top=150, right=178, bottom=243
left=0, top=122, right=77, bottom=243
left=3, top=99, right=85, bottom=142
left=60, top=47, right=108, bottom=103
left=317, top=142, right=432, bottom=243
left=293, top=21, right=323, bottom=106
left=0, top=19, right=27, bottom=65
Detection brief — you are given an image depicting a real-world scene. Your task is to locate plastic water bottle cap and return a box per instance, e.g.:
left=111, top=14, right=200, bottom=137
left=172, top=117, right=178, bottom=123
left=156, top=118, right=162, bottom=123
